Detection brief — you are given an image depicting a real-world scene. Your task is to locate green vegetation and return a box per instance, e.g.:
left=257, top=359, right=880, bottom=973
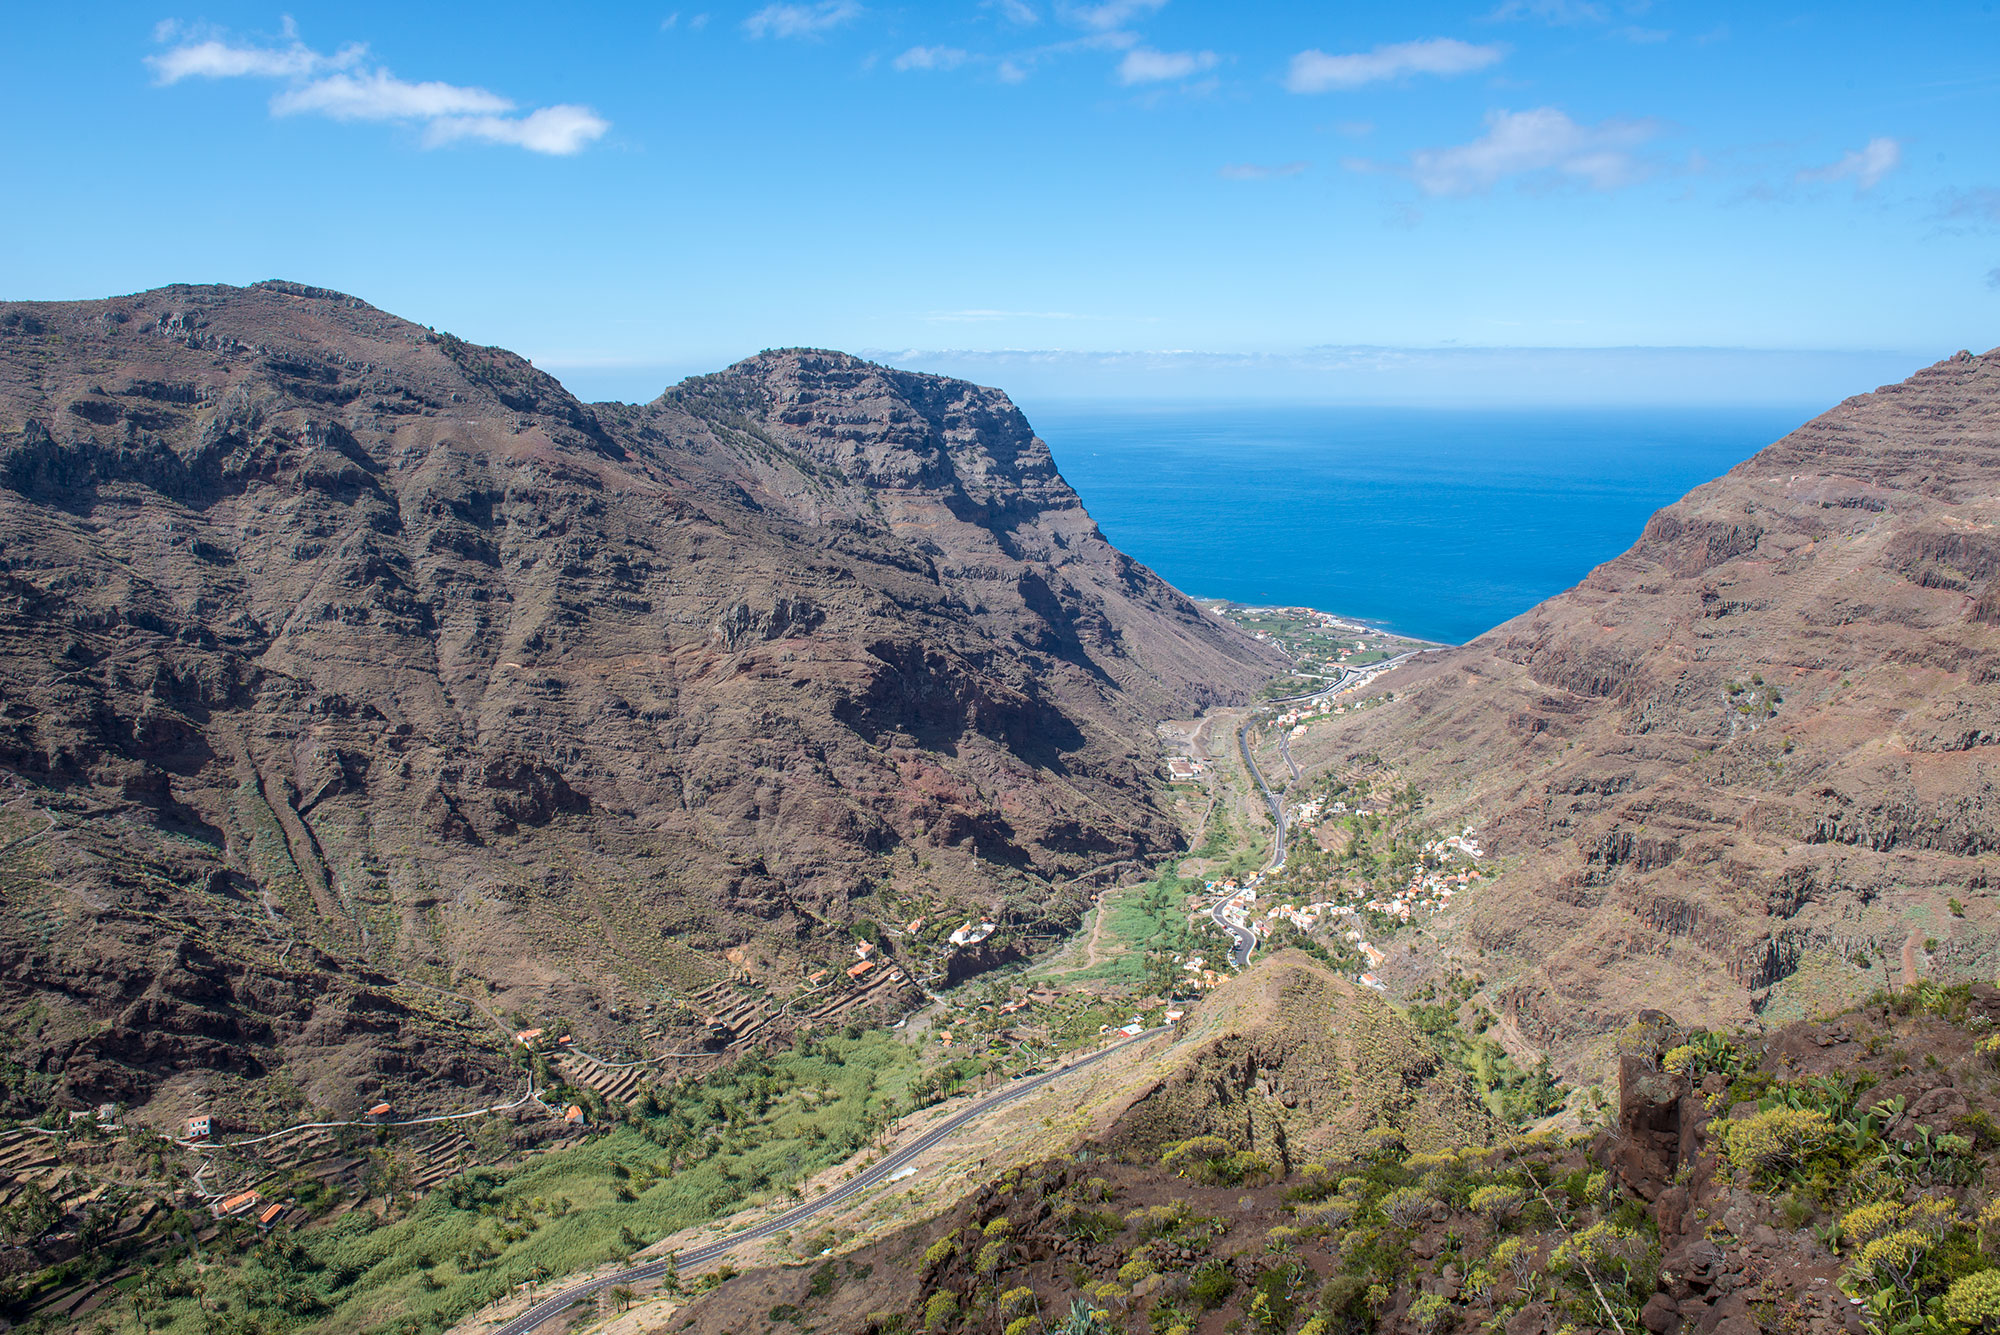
left=1406, top=976, right=1565, bottom=1125
left=102, top=1030, right=921, bottom=1335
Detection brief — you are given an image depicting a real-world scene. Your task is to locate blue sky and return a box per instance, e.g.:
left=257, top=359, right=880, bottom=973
left=4, top=1, right=1998, bottom=404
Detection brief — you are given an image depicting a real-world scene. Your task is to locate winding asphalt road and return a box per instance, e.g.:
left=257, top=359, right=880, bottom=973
left=1208, top=651, right=1428, bottom=971
left=1207, top=716, right=1285, bottom=971
left=491, top=1025, right=1171, bottom=1335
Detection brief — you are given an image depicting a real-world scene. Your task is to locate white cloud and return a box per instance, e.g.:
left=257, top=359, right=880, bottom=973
left=743, top=2, right=862, bottom=38
left=991, top=0, right=1040, bottom=22
left=1405, top=106, right=1658, bottom=195
left=1798, top=137, right=1901, bottom=192
left=148, top=33, right=364, bottom=84
left=1058, top=0, right=1167, bottom=30
left=1117, top=46, right=1216, bottom=84
left=271, top=70, right=512, bottom=121
left=893, top=45, right=969, bottom=71
left=990, top=27, right=1136, bottom=83
left=424, top=106, right=611, bottom=156
left=1285, top=38, right=1503, bottom=93
left=147, top=23, right=608, bottom=155
left=1219, top=162, right=1308, bottom=180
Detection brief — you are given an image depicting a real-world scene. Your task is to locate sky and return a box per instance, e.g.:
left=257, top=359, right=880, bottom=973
left=4, top=1, right=1999, bottom=404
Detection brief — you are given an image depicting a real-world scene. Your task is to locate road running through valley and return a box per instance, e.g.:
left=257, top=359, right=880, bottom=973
left=1208, top=652, right=1427, bottom=971
left=492, top=1025, right=1172, bottom=1335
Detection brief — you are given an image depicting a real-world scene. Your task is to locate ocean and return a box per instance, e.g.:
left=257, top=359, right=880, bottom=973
left=1031, top=403, right=1815, bottom=646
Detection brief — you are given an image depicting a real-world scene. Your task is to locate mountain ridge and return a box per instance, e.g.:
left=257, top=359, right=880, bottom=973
left=0, top=280, right=1284, bottom=1119
left=1285, top=345, right=2000, bottom=1065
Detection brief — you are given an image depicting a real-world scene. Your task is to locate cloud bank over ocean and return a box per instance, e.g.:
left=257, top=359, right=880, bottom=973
left=536, top=344, right=1935, bottom=409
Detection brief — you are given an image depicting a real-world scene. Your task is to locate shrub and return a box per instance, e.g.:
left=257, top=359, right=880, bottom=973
left=1188, top=1260, right=1235, bottom=1309
left=1942, top=1270, right=2000, bottom=1331
left=999, top=1287, right=1037, bottom=1318
left=975, top=1241, right=1006, bottom=1275
left=1409, top=1292, right=1451, bottom=1331
left=1468, top=1184, right=1525, bottom=1222
left=1301, top=1196, right=1356, bottom=1228
left=1491, top=1237, right=1537, bottom=1287
left=1381, top=1186, right=1442, bottom=1228
left=1004, top=1320, right=1034, bottom=1335
left=1549, top=1220, right=1653, bottom=1302
left=1842, top=1200, right=1906, bottom=1245
left=1718, top=1107, right=1839, bottom=1184
left=1159, top=1136, right=1271, bottom=1186
left=1126, top=1200, right=1193, bottom=1239
left=1660, top=1030, right=1746, bottom=1081
left=922, top=1236, right=958, bottom=1272
left=1116, top=1259, right=1155, bottom=1284
left=922, top=1291, right=959, bottom=1331
left=1853, top=1229, right=1931, bottom=1298
left=1161, top=1136, right=1232, bottom=1179
left=983, top=1216, right=1013, bottom=1238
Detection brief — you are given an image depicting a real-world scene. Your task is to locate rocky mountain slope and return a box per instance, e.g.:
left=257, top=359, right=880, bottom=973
left=670, top=980, right=2000, bottom=1335
left=1291, top=348, right=2000, bottom=1064
left=0, top=281, right=1283, bottom=1119
left=1092, top=952, right=1492, bottom=1171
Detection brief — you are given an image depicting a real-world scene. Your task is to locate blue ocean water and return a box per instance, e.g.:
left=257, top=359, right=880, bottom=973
left=1031, top=404, right=1815, bottom=646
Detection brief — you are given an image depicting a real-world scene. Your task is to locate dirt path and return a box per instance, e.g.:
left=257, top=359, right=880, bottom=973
left=1041, top=892, right=1117, bottom=976
left=1900, top=929, right=1923, bottom=989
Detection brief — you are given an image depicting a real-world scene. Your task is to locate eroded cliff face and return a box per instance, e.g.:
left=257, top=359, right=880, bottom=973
left=1293, top=349, right=2000, bottom=1062
left=0, top=282, right=1284, bottom=1115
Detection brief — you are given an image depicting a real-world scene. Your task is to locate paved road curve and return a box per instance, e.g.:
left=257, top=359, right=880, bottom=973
left=1209, top=652, right=1428, bottom=971
left=1208, top=715, right=1285, bottom=971
left=491, top=1026, right=1171, bottom=1335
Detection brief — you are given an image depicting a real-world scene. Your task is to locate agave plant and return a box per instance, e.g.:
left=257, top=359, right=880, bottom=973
left=1054, top=1298, right=1114, bottom=1335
